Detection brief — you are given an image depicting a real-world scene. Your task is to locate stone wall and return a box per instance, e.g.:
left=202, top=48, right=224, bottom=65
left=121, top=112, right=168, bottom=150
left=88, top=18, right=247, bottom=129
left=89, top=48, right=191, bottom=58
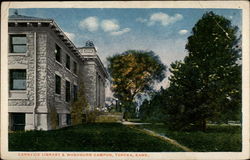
left=46, top=29, right=82, bottom=129
left=80, top=61, right=97, bottom=109
left=8, top=26, right=107, bottom=130
left=8, top=30, right=35, bottom=107
left=78, top=46, right=107, bottom=110
left=96, top=65, right=106, bottom=109
left=8, top=27, right=48, bottom=130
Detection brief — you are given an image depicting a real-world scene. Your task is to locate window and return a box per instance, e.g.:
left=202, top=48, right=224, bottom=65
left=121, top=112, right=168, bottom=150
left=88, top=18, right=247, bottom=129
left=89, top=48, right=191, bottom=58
left=66, top=114, right=71, bottom=125
left=66, top=54, right=70, bottom=70
left=65, top=80, right=71, bottom=102
left=73, top=61, right=77, bottom=74
left=55, top=44, right=61, bottom=63
left=55, top=74, right=61, bottom=94
left=73, top=85, right=78, bottom=101
left=9, top=69, right=26, bottom=90
left=12, top=113, right=25, bottom=131
left=9, top=35, right=27, bottom=53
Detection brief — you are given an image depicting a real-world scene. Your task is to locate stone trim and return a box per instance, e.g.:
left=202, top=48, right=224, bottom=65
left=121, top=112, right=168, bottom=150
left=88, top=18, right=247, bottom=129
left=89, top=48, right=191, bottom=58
left=36, top=107, right=48, bottom=113
left=65, top=77, right=71, bottom=82
left=55, top=60, right=63, bottom=67
left=9, top=106, right=33, bottom=113
left=9, top=106, right=48, bottom=113
left=8, top=53, right=27, bottom=56
left=9, top=90, right=28, bottom=99
left=8, top=64, right=28, bottom=69
left=55, top=71, right=62, bottom=77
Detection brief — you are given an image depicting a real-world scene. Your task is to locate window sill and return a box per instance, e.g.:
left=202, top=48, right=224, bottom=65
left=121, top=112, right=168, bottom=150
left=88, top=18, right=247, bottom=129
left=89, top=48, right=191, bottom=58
left=65, top=101, right=70, bottom=104
left=66, top=68, right=71, bottom=72
left=55, top=94, right=61, bottom=101
left=66, top=68, right=78, bottom=77
left=9, top=90, right=28, bottom=99
left=9, top=53, right=27, bottom=56
left=55, top=60, right=63, bottom=66
left=72, top=73, right=78, bottom=77
left=55, top=93, right=61, bottom=96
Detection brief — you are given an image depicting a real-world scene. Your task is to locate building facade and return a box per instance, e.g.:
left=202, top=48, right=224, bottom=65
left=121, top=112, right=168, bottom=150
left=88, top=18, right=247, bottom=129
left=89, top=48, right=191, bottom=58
left=8, top=13, right=108, bottom=131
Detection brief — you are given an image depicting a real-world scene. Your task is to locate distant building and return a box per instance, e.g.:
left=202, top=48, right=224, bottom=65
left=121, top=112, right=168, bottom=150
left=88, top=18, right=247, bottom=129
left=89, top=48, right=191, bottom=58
left=8, top=13, right=108, bottom=131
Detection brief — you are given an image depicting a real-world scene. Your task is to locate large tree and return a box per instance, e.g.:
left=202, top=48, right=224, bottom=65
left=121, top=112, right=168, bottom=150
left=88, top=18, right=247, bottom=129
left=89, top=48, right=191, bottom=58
left=107, top=50, right=166, bottom=118
left=166, top=12, right=241, bottom=131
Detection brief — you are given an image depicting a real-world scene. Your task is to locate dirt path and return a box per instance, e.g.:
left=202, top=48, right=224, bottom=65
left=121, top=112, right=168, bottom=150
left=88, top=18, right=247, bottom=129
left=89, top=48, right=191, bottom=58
left=122, top=121, right=192, bottom=152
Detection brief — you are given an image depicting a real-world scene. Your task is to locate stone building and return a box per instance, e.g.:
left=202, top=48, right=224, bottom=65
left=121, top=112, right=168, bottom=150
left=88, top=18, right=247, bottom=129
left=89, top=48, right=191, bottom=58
left=8, top=13, right=108, bottom=131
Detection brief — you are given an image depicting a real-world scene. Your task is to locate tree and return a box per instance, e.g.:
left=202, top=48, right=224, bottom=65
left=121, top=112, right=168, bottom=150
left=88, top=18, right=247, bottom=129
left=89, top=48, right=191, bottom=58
left=70, top=78, right=88, bottom=125
left=107, top=50, right=166, bottom=119
left=166, top=12, right=241, bottom=131
left=139, top=89, right=167, bottom=123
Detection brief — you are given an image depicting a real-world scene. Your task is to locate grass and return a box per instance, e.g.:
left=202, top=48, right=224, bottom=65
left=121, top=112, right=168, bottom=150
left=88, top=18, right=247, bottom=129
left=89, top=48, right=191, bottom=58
left=136, top=124, right=242, bottom=152
left=9, top=123, right=183, bottom=152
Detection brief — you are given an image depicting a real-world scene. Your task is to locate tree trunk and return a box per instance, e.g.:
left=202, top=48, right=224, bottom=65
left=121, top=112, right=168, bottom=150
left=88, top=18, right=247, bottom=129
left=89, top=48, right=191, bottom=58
left=123, top=100, right=134, bottom=121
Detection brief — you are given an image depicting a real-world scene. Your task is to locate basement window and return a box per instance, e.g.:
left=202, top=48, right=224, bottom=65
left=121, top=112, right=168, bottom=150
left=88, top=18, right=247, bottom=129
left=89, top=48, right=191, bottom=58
left=11, top=113, right=25, bottom=131
left=66, top=114, right=71, bottom=125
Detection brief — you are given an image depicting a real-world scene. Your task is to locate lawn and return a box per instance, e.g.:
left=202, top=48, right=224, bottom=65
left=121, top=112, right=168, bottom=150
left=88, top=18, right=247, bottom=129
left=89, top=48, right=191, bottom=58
left=136, top=124, right=242, bottom=152
left=9, top=123, right=183, bottom=152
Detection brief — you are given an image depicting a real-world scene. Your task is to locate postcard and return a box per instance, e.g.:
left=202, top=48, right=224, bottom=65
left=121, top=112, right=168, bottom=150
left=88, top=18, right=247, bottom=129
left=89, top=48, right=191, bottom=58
left=1, top=1, right=249, bottom=160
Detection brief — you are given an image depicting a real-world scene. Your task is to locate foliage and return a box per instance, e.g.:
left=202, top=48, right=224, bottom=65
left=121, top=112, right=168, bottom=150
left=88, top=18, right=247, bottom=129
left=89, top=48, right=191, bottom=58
left=49, top=105, right=58, bottom=129
left=85, top=107, right=102, bottom=123
left=95, top=112, right=123, bottom=122
left=139, top=89, right=167, bottom=123
left=70, top=78, right=88, bottom=125
left=107, top=50, right=166, bottom=119
left=9, top=123, right=182, bottom=152
left=138, top=124, right=241, bottom=152
left=164, top=11, right=241, bottom=131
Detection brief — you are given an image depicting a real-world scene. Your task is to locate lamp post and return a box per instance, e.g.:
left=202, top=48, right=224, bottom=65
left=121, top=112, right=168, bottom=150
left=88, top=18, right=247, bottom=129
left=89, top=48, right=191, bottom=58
left=114, top=98, right=118, bottom=112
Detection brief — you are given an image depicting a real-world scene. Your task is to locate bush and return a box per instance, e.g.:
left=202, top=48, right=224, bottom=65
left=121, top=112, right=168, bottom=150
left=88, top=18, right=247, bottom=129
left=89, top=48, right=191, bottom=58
left=86, top=108, right=102, bottom=123
left=70, top=78, right=88, bottom=125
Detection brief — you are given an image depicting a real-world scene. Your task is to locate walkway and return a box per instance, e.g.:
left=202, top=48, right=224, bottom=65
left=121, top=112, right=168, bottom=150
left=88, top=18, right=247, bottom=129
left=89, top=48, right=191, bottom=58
left=121, top=121, right=192, bottom=152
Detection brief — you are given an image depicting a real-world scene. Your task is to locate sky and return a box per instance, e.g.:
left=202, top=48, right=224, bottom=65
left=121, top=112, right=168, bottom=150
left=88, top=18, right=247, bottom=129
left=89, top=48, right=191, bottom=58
left=9, top=8, right=242, bottom=91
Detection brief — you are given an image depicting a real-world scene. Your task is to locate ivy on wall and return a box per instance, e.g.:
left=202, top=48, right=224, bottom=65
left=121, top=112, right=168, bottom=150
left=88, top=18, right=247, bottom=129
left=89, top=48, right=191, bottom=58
left=70, top=78, right=88, bottom=125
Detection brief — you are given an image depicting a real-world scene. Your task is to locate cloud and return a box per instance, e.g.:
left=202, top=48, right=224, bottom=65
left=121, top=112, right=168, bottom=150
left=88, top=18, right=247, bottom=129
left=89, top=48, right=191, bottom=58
left=101, top=19, right=120, bottom=32
left=64, top=32, right=76, bottom=41
left=137, top=12, right=183, bottom=27
left=79, top=16, right=99, bottom=32
left=178, top=29, right=188, bottom=35
left=136, top=17, right=148, bottom=23
left=79, top=17, right=130, bottom=36
left=148, top=12, right=183, bottom=26
left=110, top=28, right=131, bottom=36
left=101, top=19, right=130, bottom=36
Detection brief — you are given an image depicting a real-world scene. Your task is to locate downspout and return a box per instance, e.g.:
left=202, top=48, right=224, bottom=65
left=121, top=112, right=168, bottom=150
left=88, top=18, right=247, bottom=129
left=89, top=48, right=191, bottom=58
left=33, top=32, right=37, bottom=130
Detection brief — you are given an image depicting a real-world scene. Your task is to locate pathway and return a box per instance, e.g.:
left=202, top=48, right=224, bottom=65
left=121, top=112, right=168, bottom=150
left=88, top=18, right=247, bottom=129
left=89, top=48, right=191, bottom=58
left=121, top=121, right=193, bottom=152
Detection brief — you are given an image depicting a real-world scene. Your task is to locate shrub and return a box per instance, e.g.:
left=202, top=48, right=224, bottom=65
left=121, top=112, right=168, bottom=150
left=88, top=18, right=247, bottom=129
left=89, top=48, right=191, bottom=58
left=70, top=78, right=88, bottom=125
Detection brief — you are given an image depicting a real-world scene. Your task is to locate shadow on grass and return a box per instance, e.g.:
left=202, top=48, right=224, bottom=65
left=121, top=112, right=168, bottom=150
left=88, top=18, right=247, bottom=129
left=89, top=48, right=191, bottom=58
left=9, top=123, right=183, bottom=152
left=138, top=124, right=242, bottom=152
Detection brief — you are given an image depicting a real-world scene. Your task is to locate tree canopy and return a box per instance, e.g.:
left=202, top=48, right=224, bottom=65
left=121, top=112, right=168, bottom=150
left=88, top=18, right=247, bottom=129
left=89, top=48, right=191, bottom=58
left=165, top=12, right=241, bottom=131
left=107, top=50, right=166, bottom=118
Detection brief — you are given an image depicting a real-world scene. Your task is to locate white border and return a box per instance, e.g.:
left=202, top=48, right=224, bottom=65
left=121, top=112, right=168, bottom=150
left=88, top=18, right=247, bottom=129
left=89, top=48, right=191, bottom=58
left=1, top=1, right=249, bottom=160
